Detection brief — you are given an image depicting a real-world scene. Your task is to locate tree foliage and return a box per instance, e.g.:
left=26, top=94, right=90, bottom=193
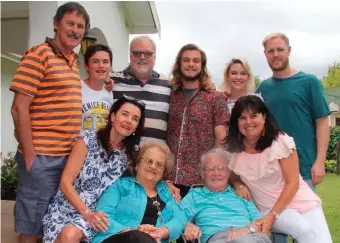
left=322, top=61, right=340, bottom=89
left=1, top=152, right=18, bottom=200
left=254, top=75, right=261, bottom=89
left=327, top=126, right=340, bottom=161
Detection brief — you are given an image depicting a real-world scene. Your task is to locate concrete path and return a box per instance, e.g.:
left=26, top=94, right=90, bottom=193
left=1, top=200, right=19, bottom=243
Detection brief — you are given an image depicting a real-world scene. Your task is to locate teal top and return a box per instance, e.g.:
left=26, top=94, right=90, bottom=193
left=92, top=177, right=187, bottom=243
left=257, top=72, right=331, bottom=179
left=179, top=186, right=260, bottom=243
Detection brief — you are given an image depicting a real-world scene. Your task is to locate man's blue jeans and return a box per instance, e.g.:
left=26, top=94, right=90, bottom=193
left=270, top=179, right=315, bottom=243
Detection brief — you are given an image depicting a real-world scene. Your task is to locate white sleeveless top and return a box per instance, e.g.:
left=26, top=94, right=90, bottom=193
left=81, top=80, right=114, bottom=131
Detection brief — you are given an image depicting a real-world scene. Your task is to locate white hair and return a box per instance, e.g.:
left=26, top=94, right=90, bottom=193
left=130, top=35, right=156, bottom=52
left=200, top=148, right=230, bottom=169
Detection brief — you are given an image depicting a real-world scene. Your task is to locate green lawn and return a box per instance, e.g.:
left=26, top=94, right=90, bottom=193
left=288, top=173, right=340, bottom=243
left=318, top=173, right=340, bottom=243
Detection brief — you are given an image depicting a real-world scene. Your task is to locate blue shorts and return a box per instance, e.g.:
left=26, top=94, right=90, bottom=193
left=14, top=152, right=67, bottom=235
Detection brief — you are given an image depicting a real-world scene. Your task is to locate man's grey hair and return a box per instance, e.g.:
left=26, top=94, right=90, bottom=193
left=200, top=148, right=230, bottom=169
left=130, top=35, right=156, bottom=52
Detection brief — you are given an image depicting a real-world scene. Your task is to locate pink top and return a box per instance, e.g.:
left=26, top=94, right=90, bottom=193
left=228, top=133, right=321, bottom=214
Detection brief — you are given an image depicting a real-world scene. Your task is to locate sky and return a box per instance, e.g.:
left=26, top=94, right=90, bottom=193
left=134, top=0, right=340, bottom=85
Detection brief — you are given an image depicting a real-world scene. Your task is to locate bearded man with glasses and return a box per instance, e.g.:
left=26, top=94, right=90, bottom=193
left=110, top=36, right=171, bottom=146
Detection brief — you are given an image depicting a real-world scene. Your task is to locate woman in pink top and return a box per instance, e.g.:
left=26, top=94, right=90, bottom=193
left=226, top=95, right=332, bottom=243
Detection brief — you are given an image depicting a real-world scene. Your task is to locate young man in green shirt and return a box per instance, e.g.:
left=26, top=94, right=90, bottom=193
left=257, top=32, right=331, bottom=243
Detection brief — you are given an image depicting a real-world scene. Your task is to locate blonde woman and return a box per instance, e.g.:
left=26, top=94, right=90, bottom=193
left=218, top=58, right=255, bottom=112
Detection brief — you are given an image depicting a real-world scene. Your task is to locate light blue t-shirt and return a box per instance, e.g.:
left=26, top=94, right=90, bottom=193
left=180, top=186, right=260, bottom=243
left=257, top=71, right=331, bottom=179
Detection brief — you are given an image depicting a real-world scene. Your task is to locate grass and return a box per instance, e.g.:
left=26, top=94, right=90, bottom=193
left=318, top=173, right=340, bottom=243
left=287, top=173, right=340, bottom=243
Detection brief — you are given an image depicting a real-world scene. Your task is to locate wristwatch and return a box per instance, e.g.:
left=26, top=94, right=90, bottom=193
left=247, top=224, right=256, bottom=234
left=270, top=209, right=280, bottom=219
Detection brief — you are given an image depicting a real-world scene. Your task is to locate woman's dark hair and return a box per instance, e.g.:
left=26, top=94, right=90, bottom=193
left=97, top=96, right=145, bottom=162
left=53, top=2, right=90, bottom=32
left=84, top=44, right=113, bottom=66
left=226, top=95, right=281, bottom=153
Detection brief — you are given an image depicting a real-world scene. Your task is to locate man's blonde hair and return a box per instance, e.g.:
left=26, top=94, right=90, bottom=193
left=262, top=33, right=290, bottom=49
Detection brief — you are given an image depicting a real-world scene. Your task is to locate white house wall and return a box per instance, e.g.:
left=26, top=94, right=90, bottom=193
left=27, top=1, right=130, bottom=71
left=28, top=1, right=58, bottom=48
left=1, top=59, right=19, bottom=157
left=58, top=1, right=130, bottom=71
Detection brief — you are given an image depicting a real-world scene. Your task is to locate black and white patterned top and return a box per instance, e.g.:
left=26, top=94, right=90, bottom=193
left=42, top=130, right=128, bottom=243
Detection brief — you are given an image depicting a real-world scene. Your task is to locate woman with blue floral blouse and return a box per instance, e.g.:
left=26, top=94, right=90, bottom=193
left=43, top=96, right=146, bottom=243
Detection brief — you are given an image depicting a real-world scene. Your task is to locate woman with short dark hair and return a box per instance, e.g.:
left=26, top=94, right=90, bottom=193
left=227, top=95, right=332, bottom=243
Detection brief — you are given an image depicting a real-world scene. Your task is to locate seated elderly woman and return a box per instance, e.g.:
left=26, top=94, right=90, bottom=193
left=226, top=94, right=332, bottom=243
left=92, top=142, right=187, bottom=243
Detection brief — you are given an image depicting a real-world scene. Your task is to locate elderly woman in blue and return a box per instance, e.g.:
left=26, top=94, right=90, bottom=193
left=92, top=142, right=187, bottom=243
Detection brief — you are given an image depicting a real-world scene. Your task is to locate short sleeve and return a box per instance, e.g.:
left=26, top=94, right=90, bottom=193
left=268, top=133, right=296, bottom=162
left=9, top=49, right=45, bottom=97
left=308, top=75, right=331, bottom=119
left=212, top=91, right=230, bottom=127
left=78, top=130, right=98, bottom=149
left=228, top=133, right=296, bottom=181
left=242, top=198, right=261, bottom=221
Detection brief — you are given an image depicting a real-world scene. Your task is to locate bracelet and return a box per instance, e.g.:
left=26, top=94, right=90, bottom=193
left=165, top=180, right=174, bottom=185
left=83, top=209, right=92, bottom=219
left=236, top=184, right=244, bottom=190
left=270, top=209, right=280, bottom=219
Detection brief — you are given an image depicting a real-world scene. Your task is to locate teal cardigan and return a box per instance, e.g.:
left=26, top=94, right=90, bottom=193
left=92, top=177, right=187, bottom=243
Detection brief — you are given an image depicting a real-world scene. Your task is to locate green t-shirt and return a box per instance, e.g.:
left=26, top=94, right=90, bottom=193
left=256, top=71, right=331, bottom=179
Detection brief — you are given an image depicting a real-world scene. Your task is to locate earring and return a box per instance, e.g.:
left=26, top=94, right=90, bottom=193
left=132, top=132, right=135, bottom=136
left=261, top=128, right=265, bottom=136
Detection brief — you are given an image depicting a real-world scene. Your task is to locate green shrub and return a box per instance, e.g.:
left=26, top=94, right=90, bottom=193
left=1, top=152, right=18, bottom=200
left=325, top=160, right=337, bottom=173
left=327, top=126, right=340, bottom=161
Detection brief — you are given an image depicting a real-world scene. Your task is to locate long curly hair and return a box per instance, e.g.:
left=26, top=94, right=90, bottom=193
left=170, top=44, right=215, bottom=89
left=97, top=97, right=145, bottom=163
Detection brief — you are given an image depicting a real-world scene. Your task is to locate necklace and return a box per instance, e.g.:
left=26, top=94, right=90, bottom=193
left=148, top=195, right=164, bottom=224
left=108, top=140, right=123, bottom=151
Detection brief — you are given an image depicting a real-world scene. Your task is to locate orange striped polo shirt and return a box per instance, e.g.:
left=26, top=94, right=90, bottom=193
left=10, top=37, right=82, bottom=156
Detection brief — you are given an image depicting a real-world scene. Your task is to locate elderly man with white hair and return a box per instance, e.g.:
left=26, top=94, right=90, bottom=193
left=179, top=148, right=271, bottom=243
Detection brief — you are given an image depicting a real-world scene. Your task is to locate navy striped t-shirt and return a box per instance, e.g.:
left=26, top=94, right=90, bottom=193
left=111, top=67, right=171, bottom=145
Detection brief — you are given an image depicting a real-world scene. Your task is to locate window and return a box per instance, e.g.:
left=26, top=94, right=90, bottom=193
left=336, top=117, right=340, bottom=126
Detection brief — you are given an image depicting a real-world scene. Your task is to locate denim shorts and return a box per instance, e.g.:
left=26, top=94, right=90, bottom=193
left=14, top=152, right=67, bottom=235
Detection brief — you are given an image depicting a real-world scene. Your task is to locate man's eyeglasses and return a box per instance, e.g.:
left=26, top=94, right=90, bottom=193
left=131, top=50, right=154, bottom=58
left=123, top=94, right=146, bottom=107
left=141, top=157, right=165, bottom=170
left=202, top=166, right=228, bottom=172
